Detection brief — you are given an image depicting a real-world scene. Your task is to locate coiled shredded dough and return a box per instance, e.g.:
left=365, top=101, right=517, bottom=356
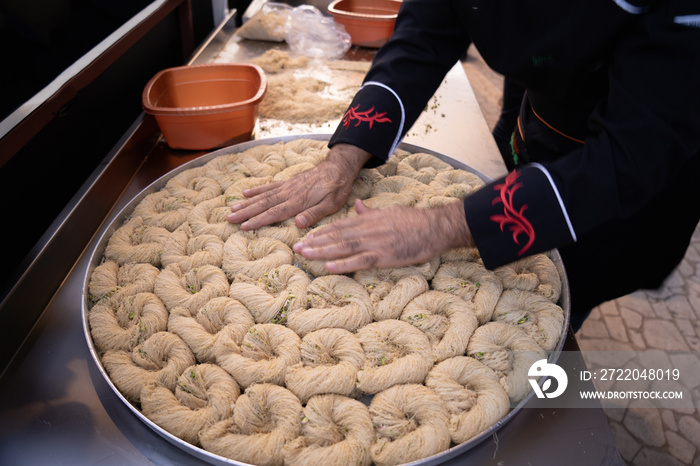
left=286, top=274, right=372, bottom=336
left=425, top=356, right=509, bottom=444
left=101, top=331, right=196, bottom=403
left=87, top=139, right=567, bottom=465
left=494, top=253, right=562, bottom=302
left=432, top=252, right=503, bottom=325
left=87, top=261, right=160, bottom=305
left=354, top=267, right=429, bottom=321
left=396, top=152, right=453, bottom=184
left=369, top=383, right=451, bottom=466
left=229, top=264, right=310, bottom=324
left=356, top=320, right=433, bottom=394
left=164, top=166, right=222, bottom=204
left=154, top=264, right=230, bottom=314
left=199, top=383, right=303, bottom=466
left=215, top=323, right=302, bottom=388
left=104, top=216, right=170, bottom=267
left=167, top=297, right=255, bottom=363
left=90, top=292, right=168, bottom=353
left=492, top=289, right=565, bottom=352
left=161, top=223, right=224, bottom=272
left=131, top=191, right=194, bottom=232
left=140, top=363, right=240, bottom=445
left=285, top=328, right=365, bottom=402
left=466, top=321, right=546, bottom=402
left=222, top=235, right=293, bottom=281
left=400, top=290, right=479, bottom=362
left=187, top=195, right=246, bottom=241
left=283, top=394, right=374, bottom=466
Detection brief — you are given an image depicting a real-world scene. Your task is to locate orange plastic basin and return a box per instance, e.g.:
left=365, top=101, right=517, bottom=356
left=142, top=63, right=267, bottom=150
left=328, top=0, right=402, bottom=48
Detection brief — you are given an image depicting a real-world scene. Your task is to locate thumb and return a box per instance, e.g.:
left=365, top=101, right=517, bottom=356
left=354, top=198, right=372, bottom=215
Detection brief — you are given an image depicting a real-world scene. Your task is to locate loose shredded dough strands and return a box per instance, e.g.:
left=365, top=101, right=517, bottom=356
left=259, top=74, right=347, bottom=124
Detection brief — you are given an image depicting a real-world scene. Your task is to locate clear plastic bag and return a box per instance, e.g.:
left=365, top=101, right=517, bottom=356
left=236, top=2, right=292, bottom=42
left=284, top=5, right=351, bottom=60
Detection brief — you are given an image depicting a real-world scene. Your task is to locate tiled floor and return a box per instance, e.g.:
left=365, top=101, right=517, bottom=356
left=462, top=45, right=700, bottom=465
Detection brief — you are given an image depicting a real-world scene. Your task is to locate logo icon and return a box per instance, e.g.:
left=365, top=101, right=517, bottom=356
left=528, top=359, right=568, bottom=399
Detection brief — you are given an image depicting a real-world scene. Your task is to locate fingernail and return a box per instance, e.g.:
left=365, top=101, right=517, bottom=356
left=241, top=221, right=250, bottom=229
left=296, top=214, right=309, bottom=228
left=293, top=242, right=304, bottom=252
left=231, top=204, right=242, bottom=211
left=325, top=261, right=337, bottom=272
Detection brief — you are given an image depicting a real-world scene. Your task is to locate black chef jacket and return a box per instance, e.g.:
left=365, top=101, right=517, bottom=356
left=329, top=0, right=700, bottom=315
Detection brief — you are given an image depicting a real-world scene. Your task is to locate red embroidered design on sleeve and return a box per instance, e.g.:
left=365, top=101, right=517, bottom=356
left=490, top=170, right=535, bottom=256
left=341, top=104, right=392, bottom=129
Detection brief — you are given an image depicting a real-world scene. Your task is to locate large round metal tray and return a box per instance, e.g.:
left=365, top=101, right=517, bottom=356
left=82, top=134, right=570, bottom=466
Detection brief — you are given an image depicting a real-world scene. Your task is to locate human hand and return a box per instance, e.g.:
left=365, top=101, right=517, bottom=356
left=293, top=198, right=475, bottom=274
left=226, top=144, right=372, bottom=230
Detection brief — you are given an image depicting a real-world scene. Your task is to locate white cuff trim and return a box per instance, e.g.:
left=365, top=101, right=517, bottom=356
left=361, top=81, right=405, bottom=157
left=675, top=14, right=700, bottom=28
left=531, top=163, right=578, bottom=242
left=611, top=0, right=649, bottom=15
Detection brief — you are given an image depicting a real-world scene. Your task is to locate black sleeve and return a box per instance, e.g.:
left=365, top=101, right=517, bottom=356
left=329, top=0, right=470, bottom=163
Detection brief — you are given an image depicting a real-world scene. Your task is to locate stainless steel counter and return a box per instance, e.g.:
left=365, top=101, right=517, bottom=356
left=0, top=9, right=623, bottom=466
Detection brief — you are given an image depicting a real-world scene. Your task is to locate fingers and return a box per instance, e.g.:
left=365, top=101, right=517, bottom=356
left=325, top=252, right=381, bottom=274
left=240, top=181, right=282, bottom=198
left=292, top=210, right=393, bottom=273
left=226, top=192, right=277, bottom=227
left=295, top=199, right=354, bottom=229
left=226, top=184, right=304, bottom=229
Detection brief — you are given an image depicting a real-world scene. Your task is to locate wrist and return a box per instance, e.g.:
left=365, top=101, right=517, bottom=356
left=326, top=143, right=373, bottom=174
left=434, top=201, right=475, bottom=250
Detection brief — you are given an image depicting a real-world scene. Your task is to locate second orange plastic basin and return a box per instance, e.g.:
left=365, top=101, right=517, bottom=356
left=142, top=63, right=267, bottom=150
left=328, top=0, right=402, bottom=48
